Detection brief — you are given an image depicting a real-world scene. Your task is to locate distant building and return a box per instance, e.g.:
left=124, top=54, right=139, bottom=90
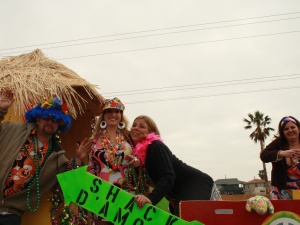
left=215, top=178, right=245, bottom=194
left=243, top=179, right=269, bottom=194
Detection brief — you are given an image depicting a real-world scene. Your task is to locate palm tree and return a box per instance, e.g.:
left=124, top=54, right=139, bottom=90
left=243, top=111, right=274, bottom=190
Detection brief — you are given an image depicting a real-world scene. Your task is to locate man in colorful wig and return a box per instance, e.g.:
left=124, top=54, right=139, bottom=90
left=0, top=91, right=77, bottom=225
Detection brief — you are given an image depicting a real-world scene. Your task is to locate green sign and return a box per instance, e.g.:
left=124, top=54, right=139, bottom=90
left=57, top=166, right=203, bottom=225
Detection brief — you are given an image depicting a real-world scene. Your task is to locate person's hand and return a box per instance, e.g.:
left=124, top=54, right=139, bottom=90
left=0, top=90, right=14, bottom=110
left=280, top=149, right=300, bottom=158
left=76, top=138, right=93, bottom=161
left=126, top=154, right=140, bottom=167
left=134, top=194, right=152, bottom=208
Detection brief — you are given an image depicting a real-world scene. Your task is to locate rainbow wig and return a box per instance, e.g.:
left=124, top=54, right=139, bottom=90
left=25, top=97, right=72, bottom=132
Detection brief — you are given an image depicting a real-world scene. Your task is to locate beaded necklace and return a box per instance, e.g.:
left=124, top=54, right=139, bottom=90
left=124, top=165, right=150, bottom=195
left=123, top=137, right=150, bottom=195
left=92, top=129, right=125, bottom=172
left=26, top=133, right=53, bottom=212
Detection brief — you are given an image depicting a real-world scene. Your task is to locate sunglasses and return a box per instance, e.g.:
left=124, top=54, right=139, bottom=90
left=42, top=117, right=65, bottom=126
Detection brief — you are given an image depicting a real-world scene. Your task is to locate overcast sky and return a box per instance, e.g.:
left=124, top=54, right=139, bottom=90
left=1, top=0, right=300, bottom=182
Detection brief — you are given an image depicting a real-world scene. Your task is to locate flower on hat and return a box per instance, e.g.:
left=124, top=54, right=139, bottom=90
left=61, top=103, right=68, bottom=114
left=40, top=97, right=68, bottom=113
left=41, top=101, right=51, bottom=109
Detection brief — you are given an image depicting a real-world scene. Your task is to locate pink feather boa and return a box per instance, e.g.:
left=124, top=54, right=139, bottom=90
left=132, top=133, right=163, bottom=166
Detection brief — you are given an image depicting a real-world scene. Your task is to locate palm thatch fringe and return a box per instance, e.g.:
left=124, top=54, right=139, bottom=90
left=0, top=49, right=103, bottom=119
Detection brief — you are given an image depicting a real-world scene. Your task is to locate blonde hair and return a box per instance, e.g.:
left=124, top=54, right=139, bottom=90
left=134, top=115, right=161, bottom=136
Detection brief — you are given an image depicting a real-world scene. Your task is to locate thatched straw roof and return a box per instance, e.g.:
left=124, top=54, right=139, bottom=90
left=0, top=49, right=103, bottom=119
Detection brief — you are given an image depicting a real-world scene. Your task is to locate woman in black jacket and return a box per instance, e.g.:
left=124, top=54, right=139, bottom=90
left=260, top=116, right=300, bottom=199
left=129, top=115, right=221, bottom=216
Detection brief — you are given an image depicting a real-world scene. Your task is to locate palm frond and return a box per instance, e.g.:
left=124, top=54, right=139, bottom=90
left=244, top=111, right=274, bottom=143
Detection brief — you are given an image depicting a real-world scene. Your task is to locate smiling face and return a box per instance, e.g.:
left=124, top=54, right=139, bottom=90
left=130, top=118, right=151, bottom=143
left=283, top=121, right=300, bottom=142
left=103, top=108, right=122, bottom=127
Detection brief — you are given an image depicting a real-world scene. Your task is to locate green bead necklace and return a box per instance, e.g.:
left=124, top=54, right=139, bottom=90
left=26, top=134, right=53, bottom=212
left=125, top=165, right=149, bottom=195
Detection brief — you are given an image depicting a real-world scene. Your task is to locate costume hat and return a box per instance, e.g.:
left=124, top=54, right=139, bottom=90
left=102, top=97, right=125, bottom=112
left=25, top=97, right=72, bottom=132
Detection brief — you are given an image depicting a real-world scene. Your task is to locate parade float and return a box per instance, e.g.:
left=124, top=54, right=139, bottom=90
left=1, top=49, right=300, bottom=225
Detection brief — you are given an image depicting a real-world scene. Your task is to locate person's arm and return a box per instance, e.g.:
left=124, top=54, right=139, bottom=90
left=260, top=138, right=282, bottom=163
left=0, top=90, right=14, bottom=122
left=145, top=141, right=176, bottom=205
left=276, top=148, right=300, bottom=160
left=261, top=138, right=300, bottom=162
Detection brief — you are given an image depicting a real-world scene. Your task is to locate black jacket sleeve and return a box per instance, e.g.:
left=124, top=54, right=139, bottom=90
left=260, top=138, right=283, bottom=163
left=145, top=141, right=176, bottom=205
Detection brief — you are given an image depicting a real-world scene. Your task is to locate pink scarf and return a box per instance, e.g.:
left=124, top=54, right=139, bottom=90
left=133, top=133, right=162, bottom=166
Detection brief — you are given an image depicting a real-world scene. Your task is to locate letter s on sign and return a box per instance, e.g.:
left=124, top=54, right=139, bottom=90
left=90, top=178, right=102, bottom=193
